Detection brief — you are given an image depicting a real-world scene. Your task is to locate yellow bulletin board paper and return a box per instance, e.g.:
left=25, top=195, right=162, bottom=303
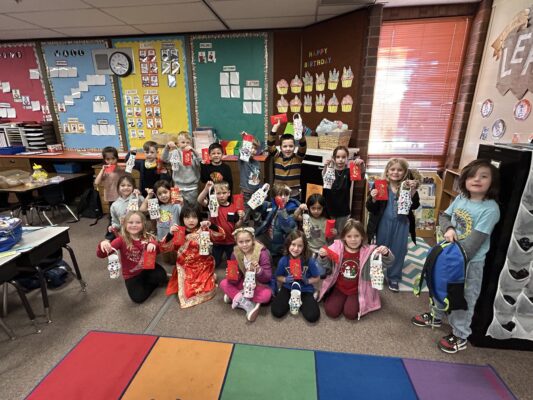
left=112, top=36, right=191, bottom=149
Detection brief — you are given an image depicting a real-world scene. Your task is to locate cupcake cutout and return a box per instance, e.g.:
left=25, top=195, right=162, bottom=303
left=328, top=68, right=339, bottom=90
left=290, top=75, right=302, bottom=93
left=276, top=79, right=288, bottom=95
left=341, top=95, right=353, bottom=112
left=315, top=94, right=325, bottom=113
left=290, top=95, right=302, bottom=113
left=328, top=93, right=339, bottom=113
left=341, top=66, right=354, bottom=88
left=315, top=72, right=326, bottom=92
left=303, top=94, right=312, bottom=113
left=303, top=71, right=313, bottom=92
left=277, top=96, right=288, bottom=113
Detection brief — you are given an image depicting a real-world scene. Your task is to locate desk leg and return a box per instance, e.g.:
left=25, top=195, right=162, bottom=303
left=35, top=267, right=51, bottom=323
left=63, top=244, right=87, bottom=291
left=10, top=281, right=41, bottom=334
left=0, top=318, right=16, bottom=340
left=1, top=282, right=7, bottom=317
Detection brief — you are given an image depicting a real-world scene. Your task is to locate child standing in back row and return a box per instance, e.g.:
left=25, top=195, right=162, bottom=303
left=201, top=142, right=233, bottom=191
left=366, top=158, right=419, bottom=292
left=412, top=159, right=500, bottom=354
left=94, top=146, right=122, bottom=213
left=239, top=135, right=263, bottom=225
left=162, top=132, right=200, bottom=205
left=125, top=140, right=162, bottom=197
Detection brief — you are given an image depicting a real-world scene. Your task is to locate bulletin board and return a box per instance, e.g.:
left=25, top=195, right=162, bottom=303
left=191, top=33, right=268, bottom=141
left=112, top=36, right=191, bottom=149
left=41, top=40, right=123, bottom=151
left=0, top=43, right=51, bottom=123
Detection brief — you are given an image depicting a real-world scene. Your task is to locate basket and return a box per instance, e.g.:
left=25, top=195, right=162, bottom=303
left=318, top=130, right=352, bottom=150
left=306, top=136, right=319, bottom=149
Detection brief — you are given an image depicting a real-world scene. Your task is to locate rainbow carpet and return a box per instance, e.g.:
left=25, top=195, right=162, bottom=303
left=27, top=331, right=516, bottom=400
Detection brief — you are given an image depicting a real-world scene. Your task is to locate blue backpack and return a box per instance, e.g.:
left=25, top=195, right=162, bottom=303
left=0, top=217, right=22, bottom=252
left=414, top=241, right=468, bottom=312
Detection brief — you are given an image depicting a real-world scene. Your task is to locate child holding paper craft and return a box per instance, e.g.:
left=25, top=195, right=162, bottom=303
left=293, top=193, right=329, bottom=256
left=268, top=119, right=307, bottom=201
left=197, top=180, right=245, bottom=268
left=162, top=132, right=200, bottom=205
left=97, top=211, right=167, bottom=304
left=162, top=203, right=225, bottom=308
left=140, top=180, right=181, bottom=240
left=125, top=140, right=161, bottom=197
left=366, top=158, right=420, bottom=292
left=94, top=146, right=122, bottom=209
left=317, top=219, right=393, bottom=320
left=220, top=227, right=272, bottom=322
left=271, top=231, right=321, bottom=323
left=322, top=146, right=366, bottom=234
left=200, top=142, right=233, bottom=191
left=239, top=134, right=263, bottom=225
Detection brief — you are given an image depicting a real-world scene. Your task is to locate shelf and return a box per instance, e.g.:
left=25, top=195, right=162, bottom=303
left=443, top=189, right=458, bottom=197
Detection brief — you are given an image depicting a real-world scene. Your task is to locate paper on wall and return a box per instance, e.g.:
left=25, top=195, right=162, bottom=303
left=95, top=75, right=106, bottom=85
left=91, top=124, right=101, bottom=135
left=243, top=102, right=252, bottom=114
left=243, top=87, right=253, bottom=100
left=93, top=101, right=110, bottom=113
left=1, top=82, right=10, bottom=93
left=29, top=69, right=40, bottom=79
left=230, top=85, right=240, bottom=98
left=221, top=85, right=230, bottom=98
left=230, top=72, right=239, bottom=85
left=49, top=68, right=59, bottom=78
left=64, top=95, right=74, bottom=106
left=252, top=88, right=262, bottom=100
left=79, top=81, right=89, bottom=92
left=7, top=108, right=16, bottom=118
left=220, top=72, right=229, bottom=85
left=68, top=67, right=78, bottom=78
left=58, top=68, right=69, bottom=78
left=87, top=75, right=97, bottom=85
left=71, top=88, right=81, bottom=99
left=0, top=109, right=6, bottom=118
left=252, top=101, right=262, bottom=114
left=31, top=101, right=40, bottom=111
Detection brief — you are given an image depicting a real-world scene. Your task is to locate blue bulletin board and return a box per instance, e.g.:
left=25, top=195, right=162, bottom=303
left=41, top=40, right=123, bottom=151
left=191, top=33, right=268, bottom=141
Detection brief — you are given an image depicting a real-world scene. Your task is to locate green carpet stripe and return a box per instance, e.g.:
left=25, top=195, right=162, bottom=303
left=220, top=344, right=317, bottom=400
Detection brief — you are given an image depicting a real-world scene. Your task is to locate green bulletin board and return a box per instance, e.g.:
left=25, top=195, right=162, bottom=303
left=191, top=33, right=268, bottom=141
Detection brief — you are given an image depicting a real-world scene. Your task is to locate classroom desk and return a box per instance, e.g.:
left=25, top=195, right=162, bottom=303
left=12, top=226, right=86, bottom=323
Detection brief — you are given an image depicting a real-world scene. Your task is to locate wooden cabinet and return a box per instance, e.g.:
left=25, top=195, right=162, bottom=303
left=0, top=158, right=31, bottom=172
left=438, top=169, right=460, bottom=216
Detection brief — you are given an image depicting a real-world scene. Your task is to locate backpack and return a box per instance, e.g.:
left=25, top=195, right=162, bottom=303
left=0, top=216, right=22, bottom=252
left=414, top=241, right=468, bottom=312
left=77, top=188, right=103, bottom=226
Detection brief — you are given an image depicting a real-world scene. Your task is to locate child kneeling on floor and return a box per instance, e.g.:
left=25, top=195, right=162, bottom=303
left=220, top=227, right=272, bottom=322
left=97, top=211, right=168, bottom=304
left=317, top=219, right=393, bottom=320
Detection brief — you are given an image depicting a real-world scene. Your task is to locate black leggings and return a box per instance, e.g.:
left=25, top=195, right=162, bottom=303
left=124, top=264, right=168, bottom=304
left=271, top=286, right=320, bottom=323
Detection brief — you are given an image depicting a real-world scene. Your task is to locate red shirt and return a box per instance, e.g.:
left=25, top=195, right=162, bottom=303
left=210, top=202, right=239, bottom=245
left=336, top=249, right=360, bottom=296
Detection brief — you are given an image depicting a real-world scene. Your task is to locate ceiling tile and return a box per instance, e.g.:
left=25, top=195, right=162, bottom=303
left=227, top=15, right=316, bottom=30
left=0, top=14, right=41, bottom=30
left=135, top=20, right=226, bottom=34
left=0, top=0, right=89, bottom=13
left=0, top=29, right=66, bottom=40
left=317, top=4, right=367, bottom=16
left=85, top=0, right=199, bottom=6
left=8, top=9, right=125, bottom=28
left=54, top=25, right=144, bottom=37
left=103, top=3, right=214, bottom=25
left=381, top=0, right=479, bottom=6
left=209, top=0, right=317, bottom=19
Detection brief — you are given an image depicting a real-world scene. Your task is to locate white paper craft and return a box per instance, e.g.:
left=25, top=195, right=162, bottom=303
left=230, top=72, right=239, bottom=85
left=293, top=113, right=303, bottom=140
left=170, top=150, right=180, bottom=171
left=29, top=69, right=40, bottom=80
left=243, top=102, right=252, bottom=114
left=369, top=251, right=384, bottom=290
left=219, top=72, right=229, bottom=85
left=247, top=183, right=270, bottom=210
left=148, top=198, right=160, bottom=220
left=240, top=134, right=253, bottom=162
left=243, top=87, right=253, bottom=100
left=302, top=213, right=311, bottom=239
left=208, top=186, right=219, bottom=218
left=289, top=282, right=302, bottom=315
left=230, top=85, right=240, bottom=98
left=220, top=86, right=230, bottom=98
left=199, top=228, right=211, bottom=256
left=243, top=270, right=256, bottom=299
left=323, top=162, right=335, bottom=189
left=2, top=82, right=10, bottom=93
left=252, top=102, right=261, bottom=114
left=125, top=152, right=136, bottom=173
left=127, top=196, right=139, bottom=212
left=107, top=250, right=121, bottom=279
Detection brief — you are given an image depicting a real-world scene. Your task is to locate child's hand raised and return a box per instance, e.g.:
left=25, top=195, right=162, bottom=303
left=146, top=188, right=154, bottom=197
left=170, top=224, right=180, bottom=234
left=374, top=245, right=390, bottom=256
left=299, top=203, right=308, bottom=211
left=167, top=141, right=177, bottom=149
left=370, top=189, right=378, bottom=198
left=318, top=248, right=328, bottom=257
left=133, top=189, right=141, bottom=196
left=200, top=220, right=211, bottom=229
left=237, top=210, right=245, bottom=219
left=206, top=180, right=214, bottom=189
left=272, top=119, right=281, bottom=133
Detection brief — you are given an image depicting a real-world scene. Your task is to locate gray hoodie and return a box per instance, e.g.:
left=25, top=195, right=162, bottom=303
left=162, top=146, right=200, bottom=192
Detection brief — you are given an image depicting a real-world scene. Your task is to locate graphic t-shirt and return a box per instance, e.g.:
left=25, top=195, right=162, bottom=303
left=336, top=249, right=360, bottom=295
left=445, top=195, right=500, bottom=262
left=157, top=203, right=181, bottom=240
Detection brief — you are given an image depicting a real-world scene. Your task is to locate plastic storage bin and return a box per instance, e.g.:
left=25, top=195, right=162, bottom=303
left=0, top=146, right=25, bottom=155
left=53, top=162, right=82, bottom=174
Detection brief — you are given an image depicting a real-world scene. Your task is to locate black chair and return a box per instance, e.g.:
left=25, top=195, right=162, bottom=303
left=33, top=185, right=79, bottom=226
left=0, top=260, right=41, bottom=340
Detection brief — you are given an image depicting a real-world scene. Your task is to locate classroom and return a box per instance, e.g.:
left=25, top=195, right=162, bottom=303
left=0, top=0, right=532, bottom=399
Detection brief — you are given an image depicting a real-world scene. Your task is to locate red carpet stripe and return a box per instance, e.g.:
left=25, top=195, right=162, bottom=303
left=27, top=331, right=158, bottom=400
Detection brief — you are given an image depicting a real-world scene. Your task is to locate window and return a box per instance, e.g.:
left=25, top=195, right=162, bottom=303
left=368, top=17, right=471, bottom=169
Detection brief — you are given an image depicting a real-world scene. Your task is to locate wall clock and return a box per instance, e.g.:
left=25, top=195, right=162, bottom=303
left=109, top=51, right=132, bottom=77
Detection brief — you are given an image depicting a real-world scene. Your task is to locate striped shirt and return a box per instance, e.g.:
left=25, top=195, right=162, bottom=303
left=268, top=131, right=307, bottom=197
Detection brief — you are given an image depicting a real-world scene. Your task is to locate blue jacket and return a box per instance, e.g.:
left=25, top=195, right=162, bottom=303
left=255, top=198, right=299, bottom=256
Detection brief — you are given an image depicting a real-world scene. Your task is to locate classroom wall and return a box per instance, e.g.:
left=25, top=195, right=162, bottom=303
left=460, top=0, right=533, bottom=167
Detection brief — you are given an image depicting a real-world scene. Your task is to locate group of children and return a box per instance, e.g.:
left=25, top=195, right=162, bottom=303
left=94, top=126, right=501, bottom=354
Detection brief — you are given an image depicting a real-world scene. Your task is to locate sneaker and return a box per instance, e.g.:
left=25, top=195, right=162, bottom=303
left=411, top=313, right=442, bottom=328
left=231, top=292, right=245, bottom=310
left=223, top=294, right=231, bottom=304
left=438, top=334, right=467, bottom=354
left=246, top=302, right=261, bottom=322
left=388, top=281, right=400, bottom=292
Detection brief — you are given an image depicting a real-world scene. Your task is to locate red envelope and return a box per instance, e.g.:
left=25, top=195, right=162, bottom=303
left=270, top=113, right=288, bottom=125
left=173, top=226, right=186, bottom=246
left=349, top=161, right=362, bottom=181
left=322, top=246, right=340, bottom=264
left=242, top=133, right=255, bottom=143
left=233, top=193, right=244, bottom=211
left=226, top=259, right=239, bottom=281
left=289, top=258, right=302, bottom=280
left=170, top=187, right=180, bottom=204
left=103, top=164, right=116, bottom=174
left=182, top=150, right=192, bottom=166
left=325, top=219, right=336, bottom=238
left=201, top=148, right=210, bottom=164
left=374, top=179, right=389, bottom=200
left=143, top=249, right=156, bottom=270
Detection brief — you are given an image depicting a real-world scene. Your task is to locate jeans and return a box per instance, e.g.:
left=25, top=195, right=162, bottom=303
left=432, top=260, right=484, bottom=339
left=212, top=244, right=234, bottom=268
